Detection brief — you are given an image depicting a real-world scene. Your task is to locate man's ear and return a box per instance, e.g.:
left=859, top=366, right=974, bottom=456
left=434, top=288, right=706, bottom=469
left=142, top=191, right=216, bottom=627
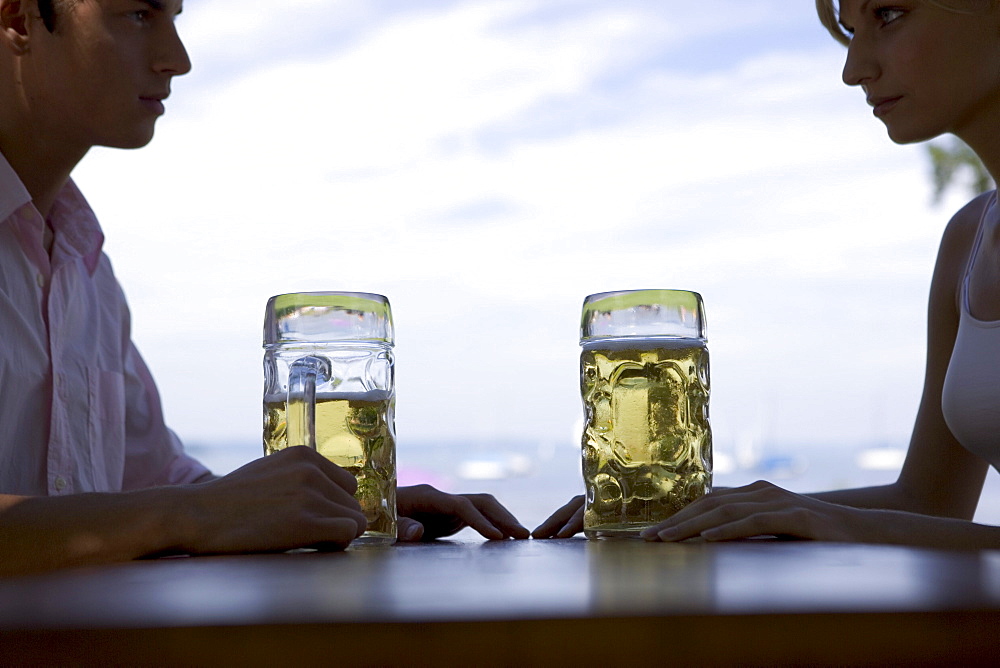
left=0, top=0, right=32, bottom=56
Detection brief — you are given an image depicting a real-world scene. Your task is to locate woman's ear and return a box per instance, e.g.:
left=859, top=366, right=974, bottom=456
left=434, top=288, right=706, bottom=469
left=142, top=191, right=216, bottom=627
left=0, top=0, right=32, bottom=56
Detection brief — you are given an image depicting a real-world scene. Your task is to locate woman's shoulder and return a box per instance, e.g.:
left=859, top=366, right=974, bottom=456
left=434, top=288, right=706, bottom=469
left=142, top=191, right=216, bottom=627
left=941, top=190, right=995, bottom=250
left=932, top=190, right=996, bottom=309
left=937, top=190, right=994, bottom=266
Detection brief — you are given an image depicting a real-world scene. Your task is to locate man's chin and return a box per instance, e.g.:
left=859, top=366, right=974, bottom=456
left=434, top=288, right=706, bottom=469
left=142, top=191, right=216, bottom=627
left=102, top=126, right=158, bottom=150
left=106, top=137, right=156, bottom=150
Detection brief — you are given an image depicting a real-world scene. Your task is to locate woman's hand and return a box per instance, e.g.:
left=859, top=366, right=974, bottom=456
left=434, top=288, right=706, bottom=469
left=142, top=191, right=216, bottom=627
left=396, top=484, right=530, bottom=541
left=531, top=494, right=584, bottom=538
left=641, top=480, right=865, bottom=542
left=528, top=483, right=862, bottom=542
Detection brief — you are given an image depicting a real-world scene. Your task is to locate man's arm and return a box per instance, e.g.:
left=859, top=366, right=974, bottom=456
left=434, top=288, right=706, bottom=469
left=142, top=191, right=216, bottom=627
left=0, top=447, right=366, bottom=577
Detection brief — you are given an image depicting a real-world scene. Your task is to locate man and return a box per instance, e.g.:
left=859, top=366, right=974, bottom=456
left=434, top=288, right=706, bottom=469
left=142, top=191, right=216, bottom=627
left=0, top=0, right=527, bottom=576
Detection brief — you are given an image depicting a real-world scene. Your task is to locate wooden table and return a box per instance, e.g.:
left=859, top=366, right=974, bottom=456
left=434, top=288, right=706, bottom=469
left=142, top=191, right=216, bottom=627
left=1, top=537, right=999, bottom=666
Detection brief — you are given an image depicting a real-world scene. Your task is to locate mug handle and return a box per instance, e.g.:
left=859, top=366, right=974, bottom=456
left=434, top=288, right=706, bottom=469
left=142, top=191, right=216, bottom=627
left=286, top=356, right=332, bottom=449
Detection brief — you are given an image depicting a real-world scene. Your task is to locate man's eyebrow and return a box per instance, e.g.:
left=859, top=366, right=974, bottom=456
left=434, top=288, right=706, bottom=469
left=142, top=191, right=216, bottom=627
left=138, top=0, right=182, bottom=13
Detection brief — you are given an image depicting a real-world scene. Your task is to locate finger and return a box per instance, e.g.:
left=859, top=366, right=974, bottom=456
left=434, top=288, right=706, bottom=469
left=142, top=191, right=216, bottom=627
left=639, top=484, right=776, bottom=539
left=697, top=510, right=809, bottom=542
left=555, top=505, right=584, bottom=538
left=640, top=501, right=735, bottom=541
left=532, top=495, right=584, bottom=538
left=396, top=517, right=424, bottom=542
left=648, top=501, right=776, bottom=542
left=444, top=496, right=505, bottom=540
left=305, top=470, right=363, bottom=512
left=285, top=446, right=360, bottom=494
left=314, top=497, right=368, bottom=536
left=262, top=446, right=361, bottom=501
left=306, top=516, right=367, bottom=550
left=396, top=486, right=506, bottom=540
left=465, top=494, right=529, bottom=539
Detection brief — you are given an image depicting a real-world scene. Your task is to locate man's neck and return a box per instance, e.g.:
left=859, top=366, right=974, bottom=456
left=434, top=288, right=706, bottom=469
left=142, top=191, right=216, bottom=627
left=0, top=131, right=88, bottom=220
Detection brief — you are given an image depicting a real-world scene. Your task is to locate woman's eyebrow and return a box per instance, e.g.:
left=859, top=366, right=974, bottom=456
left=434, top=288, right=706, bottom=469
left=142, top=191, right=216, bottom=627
left=840, top=0, right=874, bottom=31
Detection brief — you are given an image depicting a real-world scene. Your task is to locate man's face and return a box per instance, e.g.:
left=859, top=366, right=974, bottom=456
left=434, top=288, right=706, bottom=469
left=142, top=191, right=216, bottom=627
left=17, top=0, right=190, bottom=151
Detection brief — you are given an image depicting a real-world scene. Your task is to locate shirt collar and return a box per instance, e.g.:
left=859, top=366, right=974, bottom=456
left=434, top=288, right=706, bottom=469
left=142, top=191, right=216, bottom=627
left=0, top=151, right=32, bottom=223
left=0, top=150, right=105, bottom=275
left=48, top=179, right=105, bottom=275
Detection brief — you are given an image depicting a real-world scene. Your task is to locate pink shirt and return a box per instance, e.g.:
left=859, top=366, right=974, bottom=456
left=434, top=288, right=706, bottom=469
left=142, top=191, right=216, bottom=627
left=0, top=153, right=210, bottom=496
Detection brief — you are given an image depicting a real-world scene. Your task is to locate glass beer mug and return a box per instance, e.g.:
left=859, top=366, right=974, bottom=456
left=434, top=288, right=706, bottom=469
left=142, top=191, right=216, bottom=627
left=263, top=291, right=397, bottom=545
left=580, top=289, right=712, bottom=539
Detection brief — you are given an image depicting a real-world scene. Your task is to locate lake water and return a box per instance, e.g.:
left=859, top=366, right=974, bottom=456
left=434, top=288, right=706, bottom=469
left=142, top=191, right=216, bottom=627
left=187, top=438, right=1000, bottom=532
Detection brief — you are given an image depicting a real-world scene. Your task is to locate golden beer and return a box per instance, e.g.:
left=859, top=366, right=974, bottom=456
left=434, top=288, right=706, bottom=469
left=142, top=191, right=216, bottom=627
left=265, top=390, right=397, bottom=542
left=581, top=338, right=712, bottom=538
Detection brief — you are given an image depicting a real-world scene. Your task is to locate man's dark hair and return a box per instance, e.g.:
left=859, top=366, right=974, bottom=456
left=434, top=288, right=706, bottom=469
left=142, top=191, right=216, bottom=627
left=38, top=0, right=57, bottom=32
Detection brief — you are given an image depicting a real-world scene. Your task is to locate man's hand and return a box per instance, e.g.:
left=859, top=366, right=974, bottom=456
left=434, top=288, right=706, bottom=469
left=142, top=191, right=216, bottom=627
left=396, top=484, right=529, bottom=541
left=178, top=446, right=368, bottom=554
left=531, top=494, right=584, bottom=538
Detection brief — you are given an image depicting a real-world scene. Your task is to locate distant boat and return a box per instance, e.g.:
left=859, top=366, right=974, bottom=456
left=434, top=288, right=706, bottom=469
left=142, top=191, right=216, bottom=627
left=755, top=453, right=808, bottom=479
left=456, top=452, right=533, bottom=480
left=855, top=447, right=906, bottom=471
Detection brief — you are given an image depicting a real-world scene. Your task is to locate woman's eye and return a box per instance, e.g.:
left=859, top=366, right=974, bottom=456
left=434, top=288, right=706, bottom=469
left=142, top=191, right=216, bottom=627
left=875, top=7, right=905, bottom=26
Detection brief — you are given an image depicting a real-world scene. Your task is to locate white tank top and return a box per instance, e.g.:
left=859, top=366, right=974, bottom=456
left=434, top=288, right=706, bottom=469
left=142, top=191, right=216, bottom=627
left=941, top=193, right=1000, bottom=470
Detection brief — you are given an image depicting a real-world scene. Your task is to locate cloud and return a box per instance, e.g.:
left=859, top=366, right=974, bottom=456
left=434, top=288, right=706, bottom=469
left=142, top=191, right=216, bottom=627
left=73, top=1, right=949, bottom=454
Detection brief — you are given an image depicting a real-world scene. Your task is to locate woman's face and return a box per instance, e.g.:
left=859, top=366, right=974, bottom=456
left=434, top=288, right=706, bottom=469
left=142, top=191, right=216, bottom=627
left=838, top=0, right=1000, bottom=145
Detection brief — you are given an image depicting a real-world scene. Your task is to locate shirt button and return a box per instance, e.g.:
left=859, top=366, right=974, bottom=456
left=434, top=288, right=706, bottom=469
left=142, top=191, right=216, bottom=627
left=54, top=476, right=67, bottom=492
left=36, top=274, right=45, bottom=288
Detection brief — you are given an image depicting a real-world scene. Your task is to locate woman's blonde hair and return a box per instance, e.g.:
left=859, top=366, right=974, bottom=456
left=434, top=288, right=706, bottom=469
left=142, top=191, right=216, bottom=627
left=816, top=0, right=997, bottom=46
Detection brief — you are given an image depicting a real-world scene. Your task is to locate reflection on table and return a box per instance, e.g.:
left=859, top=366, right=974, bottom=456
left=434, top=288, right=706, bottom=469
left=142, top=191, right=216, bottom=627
left=2, top=538, right=999, bottom=666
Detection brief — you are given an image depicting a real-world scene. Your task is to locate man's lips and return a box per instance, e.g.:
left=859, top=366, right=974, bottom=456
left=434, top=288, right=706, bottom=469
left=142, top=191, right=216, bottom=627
left=139, top=94, right=168, bottom=114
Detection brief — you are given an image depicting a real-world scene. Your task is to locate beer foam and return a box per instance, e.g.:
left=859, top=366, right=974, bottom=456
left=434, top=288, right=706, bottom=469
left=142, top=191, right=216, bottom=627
left=264, top=389, right=393, bottom=403
left=315, top=389, right=393, bottom=402
left=581, top=336, right=706, bottom=352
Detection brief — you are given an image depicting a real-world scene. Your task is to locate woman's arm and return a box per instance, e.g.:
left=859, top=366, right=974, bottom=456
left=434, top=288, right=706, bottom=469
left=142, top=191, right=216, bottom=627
left=810, top=193, right=992, bottom=517
left=640, top=194, right=997, bottom=546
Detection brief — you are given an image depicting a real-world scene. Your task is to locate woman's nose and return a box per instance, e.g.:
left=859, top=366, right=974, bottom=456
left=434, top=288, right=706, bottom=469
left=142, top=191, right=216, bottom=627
left=842, top=39, right=877, bottom=88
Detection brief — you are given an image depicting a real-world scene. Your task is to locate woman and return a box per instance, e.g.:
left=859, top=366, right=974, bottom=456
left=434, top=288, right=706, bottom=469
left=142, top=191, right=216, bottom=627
left=534, top=0, right=1000, bottom=548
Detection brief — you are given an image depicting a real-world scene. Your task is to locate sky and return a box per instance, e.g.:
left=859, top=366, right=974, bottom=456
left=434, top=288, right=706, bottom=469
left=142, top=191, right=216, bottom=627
left=71, top=0, right=979, bottom=465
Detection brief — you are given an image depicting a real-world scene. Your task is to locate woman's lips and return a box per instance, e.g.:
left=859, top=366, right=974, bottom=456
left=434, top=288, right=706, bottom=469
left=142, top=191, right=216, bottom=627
left=869, top=96, right=901, bottom=118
